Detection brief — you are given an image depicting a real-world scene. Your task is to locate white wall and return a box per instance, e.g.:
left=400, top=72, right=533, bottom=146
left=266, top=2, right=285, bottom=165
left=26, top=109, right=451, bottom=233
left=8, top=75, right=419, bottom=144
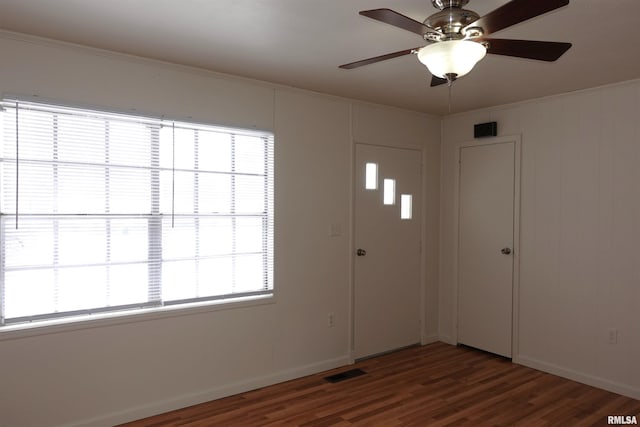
left=440, top=80, right=640, bottom=399
left=0, top=32, right=440, bottom=427
left=352, top=103, right=441, bottom=341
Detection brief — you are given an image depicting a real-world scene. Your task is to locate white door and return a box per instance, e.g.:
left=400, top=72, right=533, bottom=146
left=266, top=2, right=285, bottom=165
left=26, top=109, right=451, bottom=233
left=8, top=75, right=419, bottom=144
left=458, top=141, right=515, bottom=358
left=354, top=143, right=422, bottom=359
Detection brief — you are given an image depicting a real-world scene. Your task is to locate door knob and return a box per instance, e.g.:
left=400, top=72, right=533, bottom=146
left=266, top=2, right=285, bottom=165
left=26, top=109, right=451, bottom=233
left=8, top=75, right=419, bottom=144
left=501, top=247, right=512, bottom=255
left=356, top=248, right=367, bottom=257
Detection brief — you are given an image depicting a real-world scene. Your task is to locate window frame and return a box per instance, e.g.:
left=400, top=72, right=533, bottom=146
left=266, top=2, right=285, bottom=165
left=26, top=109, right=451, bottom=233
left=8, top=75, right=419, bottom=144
left=0, top=97, right=275, bottom=333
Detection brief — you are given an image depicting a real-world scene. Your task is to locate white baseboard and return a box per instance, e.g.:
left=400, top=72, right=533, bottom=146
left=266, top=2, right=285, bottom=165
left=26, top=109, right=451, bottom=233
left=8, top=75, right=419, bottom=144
left=67, top=355, right=351, bottom=427
left=516, top=354, right=640, bottom=400
left=438, top=335, right=456, bottom=345
left=422, top=334, right=439, bottom=345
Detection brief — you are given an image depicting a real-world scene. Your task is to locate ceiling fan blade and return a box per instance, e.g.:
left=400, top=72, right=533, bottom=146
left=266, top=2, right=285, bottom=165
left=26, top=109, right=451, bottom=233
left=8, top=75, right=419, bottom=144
left=431, top=75, right=448, bottom=87
left=360, top=9, right=442, bottom=38
left=339, top=47, right=420, bottom=69
left=466, top=0, right=569, bottom=36
left=480, top=38, right=572, bottom=61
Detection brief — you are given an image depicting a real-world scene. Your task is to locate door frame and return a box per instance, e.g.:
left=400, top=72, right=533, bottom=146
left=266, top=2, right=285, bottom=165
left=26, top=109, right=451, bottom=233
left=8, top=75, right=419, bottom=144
left=451, top=135, right=522, bottom=361
left=349, top=141, right=427, bottom=362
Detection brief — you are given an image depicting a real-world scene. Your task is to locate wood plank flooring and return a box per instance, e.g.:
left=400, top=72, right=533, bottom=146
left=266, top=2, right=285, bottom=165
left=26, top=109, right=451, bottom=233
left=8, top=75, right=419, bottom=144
left=120, top=342, right=640, bottom=426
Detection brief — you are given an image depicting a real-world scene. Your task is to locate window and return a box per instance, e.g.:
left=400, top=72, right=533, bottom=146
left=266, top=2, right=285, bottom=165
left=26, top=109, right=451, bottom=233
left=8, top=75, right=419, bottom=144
left=400, top=194, right=413, bottom=220
left=0, top=99, right=274, bottom=326
left=365, top=163, right=378, bottom=190
left=383, top=178, right=396, bottom=205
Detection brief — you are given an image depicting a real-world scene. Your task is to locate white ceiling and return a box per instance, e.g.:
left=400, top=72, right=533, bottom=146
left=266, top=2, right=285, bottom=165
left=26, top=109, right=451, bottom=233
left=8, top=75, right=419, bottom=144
left=1, top=0, right=639, bottom=115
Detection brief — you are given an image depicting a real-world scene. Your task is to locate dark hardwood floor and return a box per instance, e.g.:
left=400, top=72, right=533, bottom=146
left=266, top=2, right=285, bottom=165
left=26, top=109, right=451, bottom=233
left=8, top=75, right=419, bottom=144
left=120, top=342, right=640, bottom=426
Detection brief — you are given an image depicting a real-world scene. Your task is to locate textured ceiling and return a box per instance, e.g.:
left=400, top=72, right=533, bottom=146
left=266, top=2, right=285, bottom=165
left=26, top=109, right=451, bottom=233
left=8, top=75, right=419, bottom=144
left=1, top=0, right=639, bottom=115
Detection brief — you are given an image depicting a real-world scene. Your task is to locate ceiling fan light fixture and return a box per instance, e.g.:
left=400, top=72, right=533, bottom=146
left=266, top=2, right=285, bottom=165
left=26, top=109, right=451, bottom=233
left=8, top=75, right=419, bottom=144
left=417, top=40, right=486, bottom=79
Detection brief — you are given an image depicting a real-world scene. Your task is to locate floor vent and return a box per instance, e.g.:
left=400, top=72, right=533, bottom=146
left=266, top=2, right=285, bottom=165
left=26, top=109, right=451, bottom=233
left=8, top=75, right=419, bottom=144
left=324, top=368, right=366, bottom=383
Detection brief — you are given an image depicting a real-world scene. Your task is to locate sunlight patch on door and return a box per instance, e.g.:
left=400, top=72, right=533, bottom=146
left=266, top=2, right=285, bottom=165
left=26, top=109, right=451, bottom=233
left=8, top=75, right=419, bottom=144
left=401, top=194, right=413, bottom=220
left=365, top=163, right=378, bottom=190
left=383, top=179, right=395, bottom=205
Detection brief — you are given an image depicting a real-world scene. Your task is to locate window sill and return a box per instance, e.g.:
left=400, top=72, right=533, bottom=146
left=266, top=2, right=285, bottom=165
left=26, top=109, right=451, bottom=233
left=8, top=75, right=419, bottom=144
left=0, top=293, right=275, bottom=342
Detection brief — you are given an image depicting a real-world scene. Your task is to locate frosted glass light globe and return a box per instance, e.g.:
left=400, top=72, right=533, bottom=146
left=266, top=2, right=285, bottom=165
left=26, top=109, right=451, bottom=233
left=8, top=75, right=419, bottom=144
left=417, top=40, right=487, bottom=79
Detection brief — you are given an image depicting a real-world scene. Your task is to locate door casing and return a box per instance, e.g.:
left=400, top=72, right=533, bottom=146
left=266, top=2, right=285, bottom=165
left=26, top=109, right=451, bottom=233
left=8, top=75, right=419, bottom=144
left=350, top=142, right=426, bottom=360
left=452, top=135, right=521, bottom=360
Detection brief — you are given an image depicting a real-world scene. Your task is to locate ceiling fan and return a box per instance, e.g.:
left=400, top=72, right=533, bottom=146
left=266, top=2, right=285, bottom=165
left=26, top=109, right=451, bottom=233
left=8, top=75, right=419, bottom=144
left=339, top=0, right=572, bottom=86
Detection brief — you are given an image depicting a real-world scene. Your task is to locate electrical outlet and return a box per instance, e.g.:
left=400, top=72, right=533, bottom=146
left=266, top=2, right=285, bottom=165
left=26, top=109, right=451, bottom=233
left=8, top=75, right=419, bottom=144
left=608, top=328, right=618, bottom=344
left=327, top=312, right=335, bottom=328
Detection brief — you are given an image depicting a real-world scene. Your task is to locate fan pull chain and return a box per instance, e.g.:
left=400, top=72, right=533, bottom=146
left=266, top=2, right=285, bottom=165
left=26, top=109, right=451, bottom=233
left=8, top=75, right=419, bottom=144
left=171, top=121, right=175, bottom=229
left=448, top=80, right=453, bottom=114
left=15, top=101, right=19, bottom=229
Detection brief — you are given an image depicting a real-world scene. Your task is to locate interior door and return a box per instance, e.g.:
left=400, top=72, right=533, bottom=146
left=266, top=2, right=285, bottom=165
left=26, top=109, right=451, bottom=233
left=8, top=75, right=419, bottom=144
left=457, top=141, right=515, bottom=358
left=354, top=143, right=422, bottom=359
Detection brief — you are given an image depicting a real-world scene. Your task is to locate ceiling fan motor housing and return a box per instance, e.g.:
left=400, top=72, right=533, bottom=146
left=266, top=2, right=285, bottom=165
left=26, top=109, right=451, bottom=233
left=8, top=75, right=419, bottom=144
left=425, top=6, right=480, bottom=39
left=431, top=0, right=469, bottom=9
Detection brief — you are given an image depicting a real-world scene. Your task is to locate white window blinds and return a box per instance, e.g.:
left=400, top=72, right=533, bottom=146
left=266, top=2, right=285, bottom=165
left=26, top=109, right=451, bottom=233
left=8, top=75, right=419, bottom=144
left=0, top=99, right=274, bottom=326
